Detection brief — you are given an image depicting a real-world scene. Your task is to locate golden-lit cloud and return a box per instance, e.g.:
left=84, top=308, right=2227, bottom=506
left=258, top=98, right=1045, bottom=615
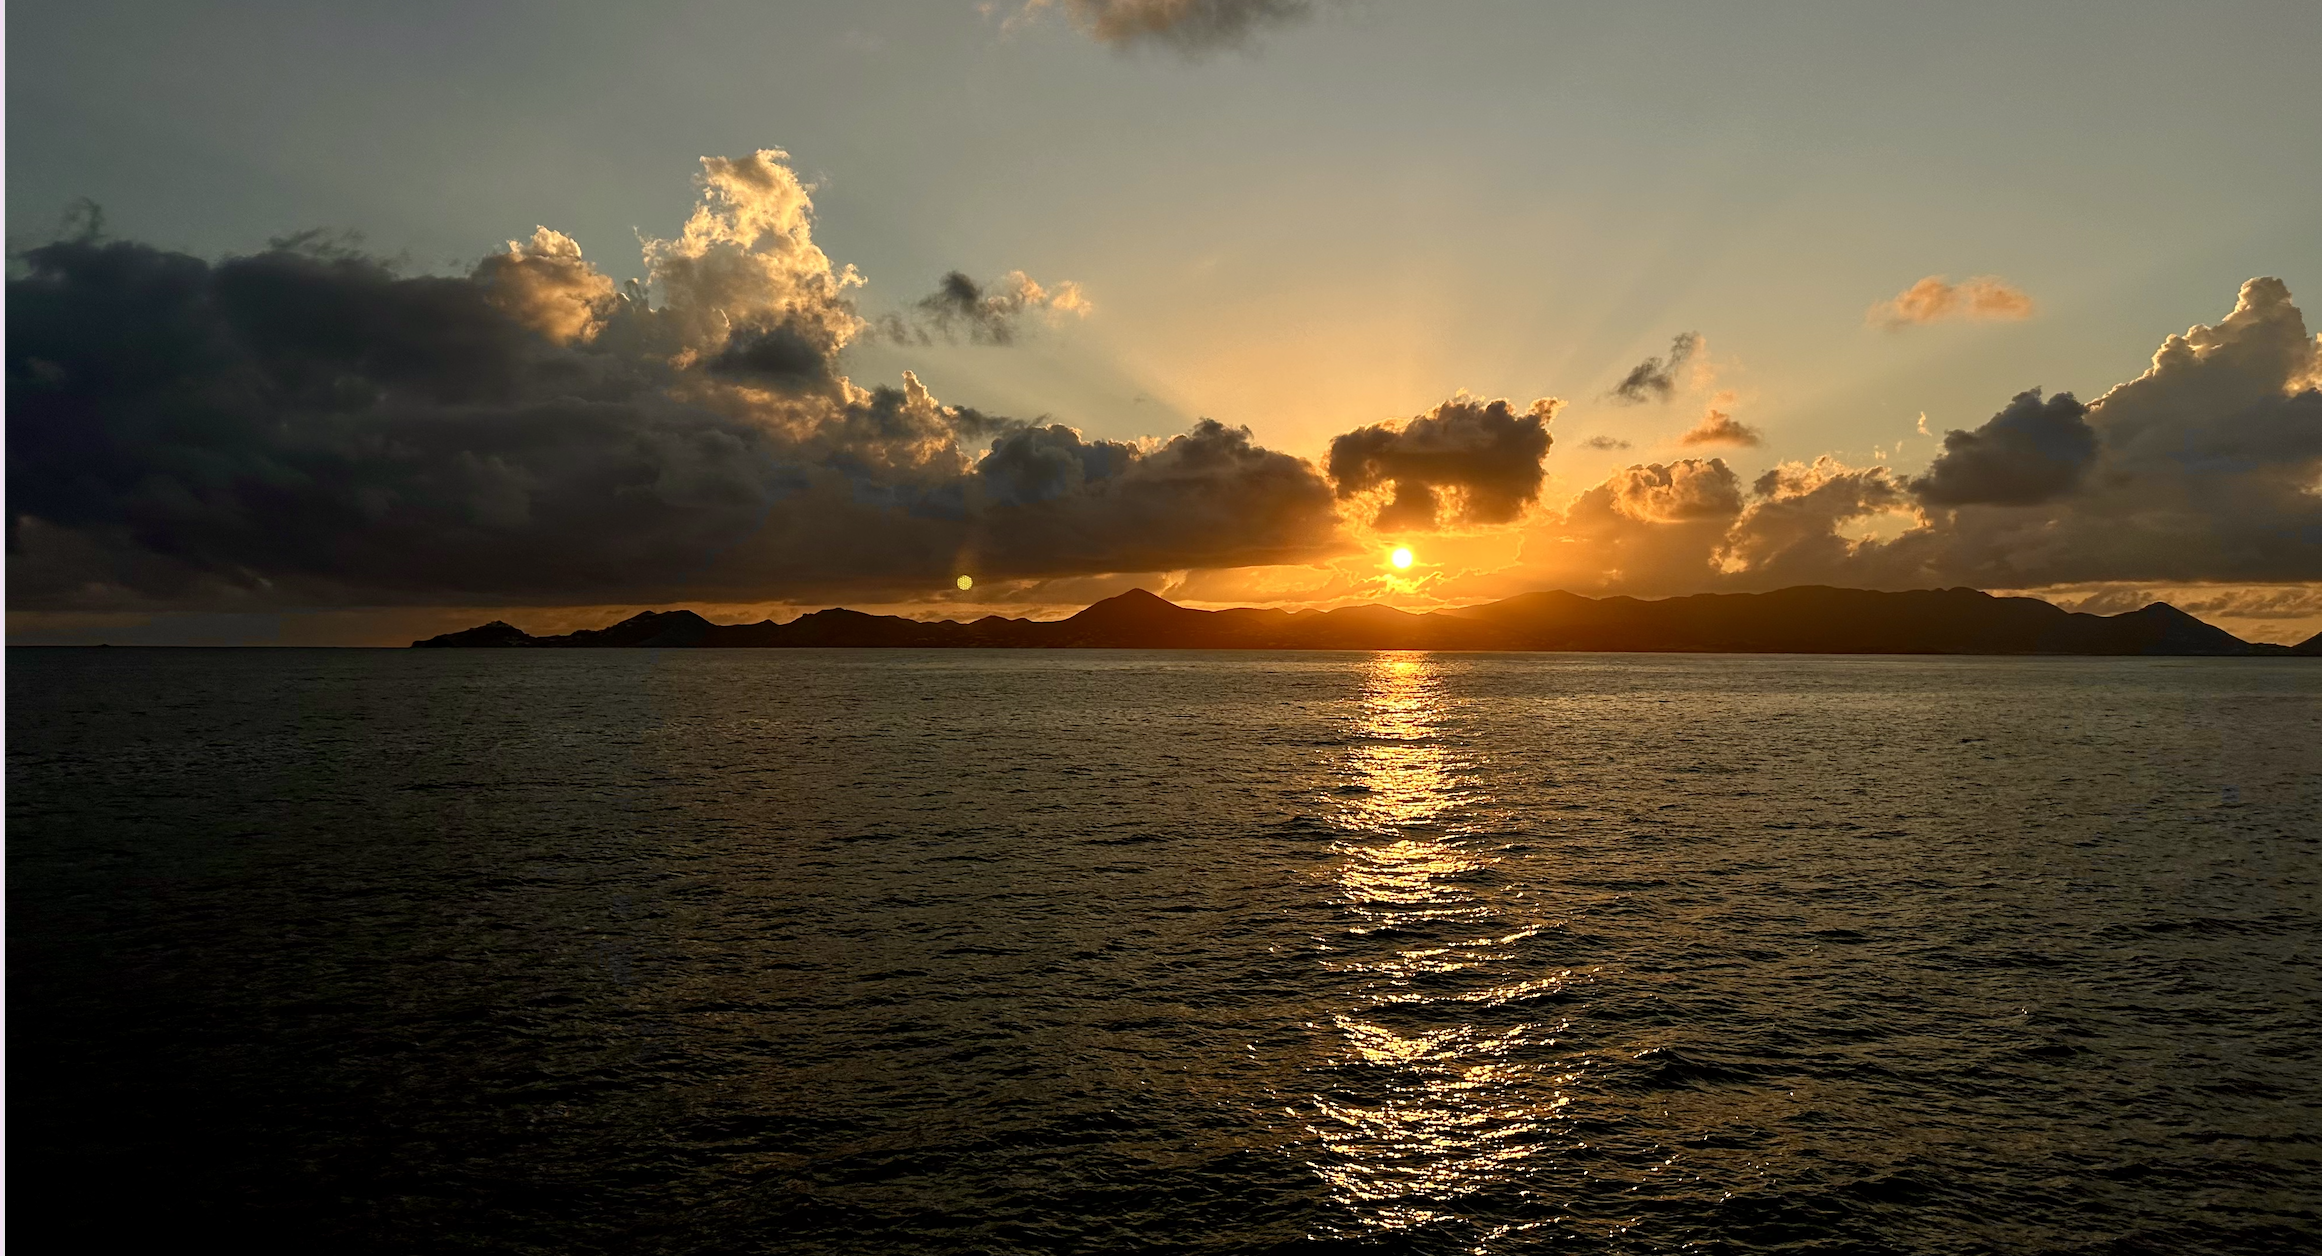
left=473, top=227, right=617, bottom=346
left=1599, top=459, right=1744, bottom=524
left=1676, top=401, right=1762, bottom=447
left=1869, top=274, right=2035, bottom=329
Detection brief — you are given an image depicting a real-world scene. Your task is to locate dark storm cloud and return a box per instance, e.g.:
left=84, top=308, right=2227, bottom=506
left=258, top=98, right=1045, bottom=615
left=5, top=152, right=1338, bottom=610
left=972, top=419, right=1336, bottom=569
left=1607, top=331, right=1700, bottom=404
left=706, top=321, right=838, bottom=386
left=1326, top=394, right=1558, bottom=530
left=1042, top=0, right=1314, bottom=51
left=1909, top=388, right=2096, bottom=506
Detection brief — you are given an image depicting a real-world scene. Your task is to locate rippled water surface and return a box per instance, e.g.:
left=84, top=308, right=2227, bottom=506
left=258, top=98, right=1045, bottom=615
left=10, top=649, right=2320, bottom=1254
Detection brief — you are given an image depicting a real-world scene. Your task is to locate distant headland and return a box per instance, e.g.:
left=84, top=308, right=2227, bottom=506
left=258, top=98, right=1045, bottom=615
left=415, top=586, right=2322, bottom=656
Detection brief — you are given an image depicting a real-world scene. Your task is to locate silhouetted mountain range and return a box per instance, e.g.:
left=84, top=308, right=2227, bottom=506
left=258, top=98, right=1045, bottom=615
left=414, top=586, right=2322, bottom=656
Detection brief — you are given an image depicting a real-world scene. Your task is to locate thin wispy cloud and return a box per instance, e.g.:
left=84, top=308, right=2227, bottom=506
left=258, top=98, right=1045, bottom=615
left=1607, top=331, right=1702, bottom=404
left=1014, top=0, right=1314, bottom=52
left=1869, top=274, right=2035, bottom=329
left=891, top=269, right=1091, bottom=345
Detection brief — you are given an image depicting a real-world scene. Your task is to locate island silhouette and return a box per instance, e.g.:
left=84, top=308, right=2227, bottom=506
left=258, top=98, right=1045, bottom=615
left=415, top=586, right=2322, bottom=655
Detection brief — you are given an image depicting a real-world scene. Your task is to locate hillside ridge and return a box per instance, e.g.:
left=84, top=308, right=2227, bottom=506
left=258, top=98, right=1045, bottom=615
left=414, top=586, right=2316, bottom=656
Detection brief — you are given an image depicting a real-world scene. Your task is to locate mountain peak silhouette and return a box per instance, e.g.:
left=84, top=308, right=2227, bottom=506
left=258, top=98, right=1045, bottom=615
left=413, top=586, right=2305, bottom=656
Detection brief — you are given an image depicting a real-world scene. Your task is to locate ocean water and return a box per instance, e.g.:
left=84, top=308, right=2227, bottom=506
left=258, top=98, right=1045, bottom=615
left=8, top=648, right=2319, bottom=1254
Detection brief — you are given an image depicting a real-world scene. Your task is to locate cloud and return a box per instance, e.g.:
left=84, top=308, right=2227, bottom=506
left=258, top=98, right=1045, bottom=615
left=473, top=227, right=619, bottom=346
left=636, top=149, right=867, bottom=365
left=1607, top=331, right=1701, bottom=404
left=1581, top=435, right=1632, bottom=451
left=1722, top=458, right=1909, bottom=578
left=1876, top=276, right=2322, bottom=586
left=1869, top=274, right=2035, bottom=329
left=1677, top=404, right=1762, bottom=447
left=5, top=150, right=1339, bottom=610
left=1908, top=387, right=2095, bottom=506
left=1022, top=0, right=1313, bottom=51
left=1431, top=277, right=2319, bottom=604
left=899, top=269, right=1091, bottom=345
left=1325, top=394, right=1558, bottom=531
left=2039, top=582, right=2322, bottom=645
left=971, top=418, right=1334, bottom=569
left=1526, top=458, right=1745, bottom=594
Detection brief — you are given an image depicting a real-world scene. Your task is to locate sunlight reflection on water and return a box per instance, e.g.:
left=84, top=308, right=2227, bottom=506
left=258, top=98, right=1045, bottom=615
left=1311, top=653, right=1572, bottom=1247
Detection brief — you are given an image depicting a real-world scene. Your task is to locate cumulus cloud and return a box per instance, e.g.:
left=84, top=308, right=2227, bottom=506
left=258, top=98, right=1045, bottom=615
left=1909, top=387, right=2095, bottom=506
left=473, top=227, right=619, bottom=346
left=900, top=269, right=1091, bottom=345
left=1532, top=459, right=1745, bottom=593
left=638, top=150, right=867, bottom=366
left=1720, top=458, right=1909, bottom=578
left=1022, top=0, right=1313, bottom=50
left=1325, top=394, right=1558, bottom=531
left=1870, top=274, right=2035, bottom=329
left=1601, top=459, right=1743, bottom=523
left=1431, top=277, right=2319, bottom=606
left=1677, top=404, right=1762, bottom=447
left=1875, top=276, right=2322, bottom=586
left=1607, top=331, right=1701, bottom=404
left=5, top=150, right=1338, bottom=610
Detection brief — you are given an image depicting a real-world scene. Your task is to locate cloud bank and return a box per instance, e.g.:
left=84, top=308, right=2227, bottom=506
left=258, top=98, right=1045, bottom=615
left=6, top=149, right=1336, bottom=609
left=1467, top=277, right=2321, bottom=600
left=1870, top=275, right=2035, bottom=328
left=9, top=143, right=2314, bottom=629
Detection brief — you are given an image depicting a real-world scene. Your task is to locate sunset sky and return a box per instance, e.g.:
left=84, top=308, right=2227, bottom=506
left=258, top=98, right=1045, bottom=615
left=9, top=0, right=2321, bottom=643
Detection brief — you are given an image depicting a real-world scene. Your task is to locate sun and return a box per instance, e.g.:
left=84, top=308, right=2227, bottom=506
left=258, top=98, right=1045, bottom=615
left=1389, top=547, right=1414, bottom=570
left=955, top=574, right=974, bottom=591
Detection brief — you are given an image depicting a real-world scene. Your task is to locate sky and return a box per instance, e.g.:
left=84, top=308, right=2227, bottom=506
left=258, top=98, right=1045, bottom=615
left=8, top=0, right=2322, bottom=644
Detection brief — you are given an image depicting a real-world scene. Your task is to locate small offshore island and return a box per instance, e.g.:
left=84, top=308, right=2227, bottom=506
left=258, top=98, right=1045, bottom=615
left=417, top=585, right=2322, bottom=656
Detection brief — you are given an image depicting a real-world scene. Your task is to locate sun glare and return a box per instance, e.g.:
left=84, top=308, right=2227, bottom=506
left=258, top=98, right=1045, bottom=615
left=956, top=574, right=973, bottom=591
left=1390, top=547, right=1414, bottom=570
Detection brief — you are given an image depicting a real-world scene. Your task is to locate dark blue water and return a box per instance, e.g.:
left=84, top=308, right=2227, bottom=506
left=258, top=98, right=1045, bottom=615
left=9, top=649, right=2319, bottom=1253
